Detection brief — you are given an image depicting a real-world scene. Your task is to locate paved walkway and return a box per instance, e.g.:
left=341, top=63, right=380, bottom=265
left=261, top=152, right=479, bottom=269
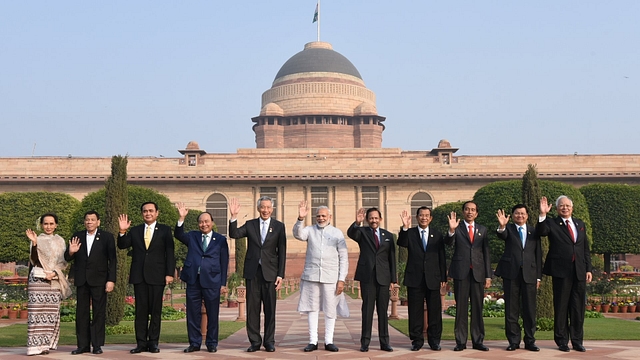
left=2, top=293, right=640, bottom=359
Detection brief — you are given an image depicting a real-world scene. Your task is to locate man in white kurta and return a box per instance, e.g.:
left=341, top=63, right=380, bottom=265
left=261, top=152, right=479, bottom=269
left=293, top=202, right=349, bottom=352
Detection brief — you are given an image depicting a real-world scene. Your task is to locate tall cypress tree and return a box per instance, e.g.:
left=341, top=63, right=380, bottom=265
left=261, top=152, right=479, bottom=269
left=522, top=164, right=553, bottom=318
left=104, top=155, right=129, bottom=326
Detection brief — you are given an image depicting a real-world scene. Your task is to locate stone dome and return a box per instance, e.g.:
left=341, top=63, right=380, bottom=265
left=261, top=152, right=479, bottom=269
left=274, top=42, right=362, bottom=81
left=260, top=102, right=284, bottom=116
left=185, top=141, right=200, bottom=150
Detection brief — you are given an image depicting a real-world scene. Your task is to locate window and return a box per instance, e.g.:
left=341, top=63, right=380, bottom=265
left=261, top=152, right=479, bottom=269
left=411, top=192, right=433, bottom=216
left=206, top=194, right=228, bottom=235
left=260, top=187, right=277, bottom=219
left=188, top=155, right=196, bottom=166
left=310, top=186, right=328, bottom=215
left=362, top=186, right=379, bottom=209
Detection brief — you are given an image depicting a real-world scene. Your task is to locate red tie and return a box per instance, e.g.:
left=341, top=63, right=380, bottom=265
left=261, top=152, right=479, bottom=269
left=468, top=224, right=474, bottom=244
left=372, top=228, right=379, bottom=250
left=566, top=220, right=576, bottom=243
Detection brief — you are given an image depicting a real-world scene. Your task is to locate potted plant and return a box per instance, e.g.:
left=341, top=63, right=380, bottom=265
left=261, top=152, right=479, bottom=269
left=8, top=305, right=18, bottom=319
left=226, top=272, right=242, bottom=308
left=19, top=304, right=28, bottom=319
left=611, top=301, right=619, bottom=313
left=601, top=299, right=611, bottom=313
left=0, top=305, right=8, bottom=318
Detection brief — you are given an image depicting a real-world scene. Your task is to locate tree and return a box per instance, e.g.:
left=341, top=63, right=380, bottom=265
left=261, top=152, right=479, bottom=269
left=432, top=201, right=464, bottom=268
left=0, top=192, right=80, bottom=263
left=235, top=237, right=246, bottom=276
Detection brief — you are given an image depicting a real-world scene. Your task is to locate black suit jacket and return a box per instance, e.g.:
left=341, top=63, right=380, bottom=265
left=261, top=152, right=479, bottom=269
left=117, top=223, right=176, bottom=285
left=65, top=229, right=117, bottom=287
left=494, top=223, right=542, bottom=284
left=397, top=226, right=446, bottom=290
left=446, top=222, right=491, bottom=282
left=539, top=216, right=592, bottom=278
left=228, top=218, right=286, bottom=282
left=347, top=222, right=397, bottom=286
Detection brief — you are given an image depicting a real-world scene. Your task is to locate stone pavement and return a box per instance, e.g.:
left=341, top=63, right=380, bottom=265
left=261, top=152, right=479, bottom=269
left=2, top=293, right=640, bottom=359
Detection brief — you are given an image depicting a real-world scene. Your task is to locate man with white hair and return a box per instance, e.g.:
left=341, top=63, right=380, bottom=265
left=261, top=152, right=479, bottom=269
left=293, top=201, right=349, bottom=352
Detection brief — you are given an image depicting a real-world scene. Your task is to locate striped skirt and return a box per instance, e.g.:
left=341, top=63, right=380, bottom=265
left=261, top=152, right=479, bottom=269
left=26, top=274, right=61, bottom=356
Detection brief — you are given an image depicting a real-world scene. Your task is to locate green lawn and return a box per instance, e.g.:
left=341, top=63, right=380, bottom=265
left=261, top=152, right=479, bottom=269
left=0, top=320, right=245, bottom=347
left=389, top=317, right=640, bottom=340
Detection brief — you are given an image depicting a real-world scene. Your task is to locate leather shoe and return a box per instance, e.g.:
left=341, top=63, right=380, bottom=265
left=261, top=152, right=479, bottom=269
left=304, top=343, right=318, bottom=352
left=92, top=347, right=103, bottom=354
left=525, top=344, right=540, bottom=351
left=207, top=345, right=217, bottom=353
left=148, top=346, right=160, bottom=353
left=410, top=344, right=422, bottom=351
left=130, top=346, right=146, bottom=354
left=573, top=344, right=586, bottom=352
left=473, top=344, right=489, bottom=351
left=246, top=345, right=260, bottom=352
left=265, top=344, right=275, bottom=352
left=506, top=344, right=519, bottom=351
left=380, top=344, right=393, bottom=352
left=559, top=344, right=570, bottom=352
left=360, top=346, right=369, bottom=352
left=71, top=347, right=90, bottom=355
left=454, top=344, right=466, bottom=351
left=430, top=344, right=441, bottom=351
left=184, top=345, right=200, bottom=353
left=324, top=343, right=339, bottom=352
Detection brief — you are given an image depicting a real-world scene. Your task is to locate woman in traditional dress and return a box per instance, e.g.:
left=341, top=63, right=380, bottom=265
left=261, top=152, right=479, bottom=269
left=25, top=213, right=72, bottom=356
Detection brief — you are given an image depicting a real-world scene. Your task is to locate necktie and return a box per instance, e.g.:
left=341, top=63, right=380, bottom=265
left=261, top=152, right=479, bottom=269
left=144, top=226, right=151, bottom=249
left=372, top=228, right=379, bottom=249
left=202, top=234, right=208, bottom=251
left=518, top=226, right=525, bottom=248
left=421, top=229, right=427, bottom=251
left=468, top=224, right=474, bottom=244
left=261, top=221, right=267, bottom=244
left=566, top=220, right=576, bottom=243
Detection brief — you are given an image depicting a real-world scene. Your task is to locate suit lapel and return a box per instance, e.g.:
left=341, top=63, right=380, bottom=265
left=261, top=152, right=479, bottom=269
left=254, top=219, right=263, bottom=247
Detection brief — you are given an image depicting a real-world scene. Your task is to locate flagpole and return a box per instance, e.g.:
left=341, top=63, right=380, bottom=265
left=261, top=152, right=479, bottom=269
left=317, top=0, right=320, bottom=42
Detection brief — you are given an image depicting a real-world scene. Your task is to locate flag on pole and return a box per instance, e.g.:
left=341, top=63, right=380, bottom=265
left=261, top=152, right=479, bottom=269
left=312, top=3, right=318, bottom=23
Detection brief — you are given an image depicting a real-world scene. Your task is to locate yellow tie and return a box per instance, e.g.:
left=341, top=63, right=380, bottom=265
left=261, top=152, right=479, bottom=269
left=144, top=226, right=152, bottom=249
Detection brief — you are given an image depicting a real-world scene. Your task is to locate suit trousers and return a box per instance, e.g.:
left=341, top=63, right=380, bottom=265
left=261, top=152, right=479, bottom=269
left=246, top=265, right=277, bottom=347
left=503, top=268, right=537, bottom=346
left=453, top=271, right=485, bottom=346
left=407, top=283, right=442, bottom=347
left=360, top=281, right=390, bottom=347
left=75, top=284, right=107, bottom=348
left=552, top=265, right=586, bottom=347
left=186, top=276, right=221, bottom=347
left=133, top=282, right=165, bottom=347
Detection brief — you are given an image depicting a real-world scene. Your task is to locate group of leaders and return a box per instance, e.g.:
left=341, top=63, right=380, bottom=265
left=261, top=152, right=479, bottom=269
left=59, top=194, right=591, bottom=355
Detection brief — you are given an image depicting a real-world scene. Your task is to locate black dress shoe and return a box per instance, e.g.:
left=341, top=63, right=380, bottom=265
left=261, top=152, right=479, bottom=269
left=525, top=344, right=540, bottom=351
left=473, top=344, right=489, bottom=351
left=506, top=344, right=519, bottom=351
left=573, top=344, right=586, bottom=352
left=71, top=347, right=90, bottom=355
left=148, top=346, right=160, bottom=353
left=454, top=344, right=466, bottom=351
left=324, top=343, right=339, bottom=352
left=207, top=345, right=217, bottom=353
left=411, top=344, right=422, bottom=351
left=430, top=344, right=441, bottom=351
left=265, top=344, right=276, bottom=352
left=380, top=344, right=393, bottom=352
left=130, top=346, right=146, bottom=354
left=184, top=345, right=200, bottom=353
left=360, top=346, right=369, bottom=352
left=246, top=345, right=260, bottom=352
left=558, top=344, right=570, bottom=352
left=92, top=347, right=103, bottom=354
left=304, top=343, right=318, bottom=352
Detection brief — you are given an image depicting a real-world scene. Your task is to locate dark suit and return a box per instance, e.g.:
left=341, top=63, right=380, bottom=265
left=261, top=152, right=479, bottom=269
left=347, top=222, right=397, bottom=348
left=229, top=217, right=286, bottom=348
left=174, top=225, right=229, bottom=348
left=446, top=222, right=491, bottom=347
left=64, top=229, right=117, bottom=350
left=538, top=216, right=592, bottom=348
left=117, top=223, right=175, bottom=349
left=495, top=223, right=542, bottom=347
left=397, top=226, right=446, bottom=348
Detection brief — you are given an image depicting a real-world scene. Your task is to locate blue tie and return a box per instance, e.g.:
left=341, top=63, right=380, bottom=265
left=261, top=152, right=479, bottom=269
left=518, top=226, right=525, bottom=248
left=421, top=230, right=427, bottom=251
left=202, top=234, right=208, bottom=251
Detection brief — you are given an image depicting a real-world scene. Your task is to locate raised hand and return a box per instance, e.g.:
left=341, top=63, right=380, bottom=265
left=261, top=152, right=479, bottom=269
left=118, top=214, right=131, bottom=233
left=68, top=236, right=82, bottom=255
left=447, top=211, right=460, bottom=232
left=298, top=200, right=308, bottom=219
left=540, top=196, right=552, bottom=216
left=496, top=209, right=510, bottom=228
left=400, top=210, right=411, bottom=229
left=229, top=198, right=240, bottom=219
left=176, top=202, right=189, bottom=221
left=356, top=208, right=366, bottom=223
left=25, top=229, right=38, bottom=246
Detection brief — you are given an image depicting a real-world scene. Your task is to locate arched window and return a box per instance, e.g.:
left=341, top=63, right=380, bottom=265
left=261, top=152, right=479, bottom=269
left=411, top=192, right=433, bottom=216
left=206, top=194, right=228, bottom=235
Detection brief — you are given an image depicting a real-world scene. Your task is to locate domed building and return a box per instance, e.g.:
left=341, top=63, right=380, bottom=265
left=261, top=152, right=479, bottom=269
left=252, top=41, right=385, bottom=148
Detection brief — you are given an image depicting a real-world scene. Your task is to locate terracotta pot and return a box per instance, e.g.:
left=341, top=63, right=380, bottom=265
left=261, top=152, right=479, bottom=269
left=8, top=310, right=17, bottom=320
left=631, top=305, right=638, bottom=313
left=601, top=304, right=610, bottom=313
left=0, top=308, right=8, bottom=317
left=611, top=305, right=619, bottom=313
left=593, top=304, right=602, bottom=312
left=400, top=300, right=408, bottom=306
left=227, top=300, right=238, bottom=308
left=19, top=309, right=28, bottom=319
left=620, top=305, right=628, bottom=313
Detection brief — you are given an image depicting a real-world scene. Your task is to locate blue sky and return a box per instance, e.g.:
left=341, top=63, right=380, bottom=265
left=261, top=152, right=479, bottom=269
left=1, top=1, right=638, bottom=157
